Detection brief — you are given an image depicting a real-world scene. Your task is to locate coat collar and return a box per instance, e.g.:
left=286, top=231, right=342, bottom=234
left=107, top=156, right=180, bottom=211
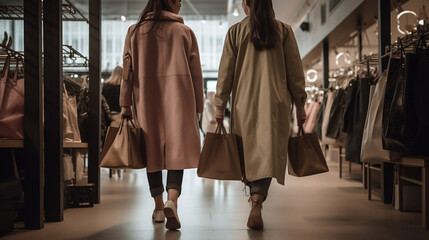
left=146, top=11, right=184, bottom=24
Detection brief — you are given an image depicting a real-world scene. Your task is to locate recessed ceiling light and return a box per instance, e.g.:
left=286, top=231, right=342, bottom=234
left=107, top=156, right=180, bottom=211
left=121, top=16, right=127, bottom=22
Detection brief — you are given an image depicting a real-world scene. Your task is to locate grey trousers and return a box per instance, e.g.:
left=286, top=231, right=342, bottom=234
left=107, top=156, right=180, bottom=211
left=147, top=170, right=184, bottom=197
left=250, top=178, right=272, bottom=200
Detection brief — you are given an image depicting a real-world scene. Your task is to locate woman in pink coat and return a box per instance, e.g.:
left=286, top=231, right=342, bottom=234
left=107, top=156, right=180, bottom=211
left=120, top=0, right=204, bottom=230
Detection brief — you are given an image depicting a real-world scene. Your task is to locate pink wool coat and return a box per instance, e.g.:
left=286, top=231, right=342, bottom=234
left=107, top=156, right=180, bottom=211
left=120, top=11, right=204, bottom=172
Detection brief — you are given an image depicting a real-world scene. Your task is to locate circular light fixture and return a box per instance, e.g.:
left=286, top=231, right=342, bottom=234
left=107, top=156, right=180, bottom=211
left=335, top=52, right=351, bottom=67
left=306, top=69, right=318, bottom=83
left=121, top=15, right=127, bottom=22
left=397, top=10, right=418, bottom=35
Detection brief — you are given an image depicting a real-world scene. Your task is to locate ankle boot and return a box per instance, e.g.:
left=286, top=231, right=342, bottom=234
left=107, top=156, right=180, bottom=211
left=247, top=198, right=263, bottom=229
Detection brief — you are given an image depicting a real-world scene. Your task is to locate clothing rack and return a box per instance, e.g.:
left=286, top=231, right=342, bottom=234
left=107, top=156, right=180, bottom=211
left=62, top=45, right=88, bottom=68
left=381, top=24, right=429, bottom=59
left=0, top=0, right=89, bottom=23
left=0, top=32, right=24, bottom=62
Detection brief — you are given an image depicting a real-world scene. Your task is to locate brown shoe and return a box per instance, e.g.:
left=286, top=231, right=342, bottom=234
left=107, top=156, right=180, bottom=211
left=247, top=198, right=263, bottom=229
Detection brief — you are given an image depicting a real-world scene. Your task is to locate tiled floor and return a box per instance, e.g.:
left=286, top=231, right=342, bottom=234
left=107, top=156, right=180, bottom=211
left=3, top=153, right=429, bottom=240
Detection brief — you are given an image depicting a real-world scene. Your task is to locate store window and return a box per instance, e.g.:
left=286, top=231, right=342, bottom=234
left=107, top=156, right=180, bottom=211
left=1, top=16, right=228, bottom=76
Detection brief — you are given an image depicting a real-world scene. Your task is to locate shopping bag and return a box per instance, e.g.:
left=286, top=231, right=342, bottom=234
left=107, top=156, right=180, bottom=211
left=288, top=126, right=329, bottom=177
left=198, top=121, right=242, bottom=180
left=0, top=57, right=24, bottom=139
left=100, top=118, right=146, bottom=169
left=361, top=71, right=402, bottom=163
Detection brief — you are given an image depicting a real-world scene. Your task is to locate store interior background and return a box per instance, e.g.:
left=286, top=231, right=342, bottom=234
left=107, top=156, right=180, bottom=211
left=1, top=0, right=429, bottom=239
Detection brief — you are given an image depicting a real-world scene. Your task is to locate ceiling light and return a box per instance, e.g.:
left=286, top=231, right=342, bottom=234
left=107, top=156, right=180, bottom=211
left=306, top=69, right=318, bottom=83
left=397, top=10, right=417, bottom=35
left=202, top=16, right=207, bottom=24
left=419, top=4, right=428, bottom=24
left=419, top=19, right=425, bottom=25
left=121, top=16, right=127, bottom=22
left=233, top=8, right=239, bottom=17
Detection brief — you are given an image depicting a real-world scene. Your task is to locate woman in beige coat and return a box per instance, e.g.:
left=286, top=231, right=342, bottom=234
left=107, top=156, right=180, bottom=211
left=120, top=0, right=204, bottom=230
left=215, top=0, right=307, bottom=229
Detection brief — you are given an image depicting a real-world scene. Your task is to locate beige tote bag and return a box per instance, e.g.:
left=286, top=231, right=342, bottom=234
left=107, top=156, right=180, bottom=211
left=100, top=118, right=146, bottom=169
left=361, top=72, right=402, bottom=163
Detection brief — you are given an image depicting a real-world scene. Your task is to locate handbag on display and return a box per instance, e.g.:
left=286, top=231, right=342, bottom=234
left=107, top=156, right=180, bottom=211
left=198, top=121, right=243, bottom=180
left=63, top=84, right=81, bottom=142
left=100, top=117, right=146, bottom=169
left=402, top=45, right=429, bottom=156
left=0, top=57, right=24, bottom=139
left=382, top=44, right=409, bottom=153
left=361, top=69, right=402, bottom=163
left=288, top=126, right=329, bottom=177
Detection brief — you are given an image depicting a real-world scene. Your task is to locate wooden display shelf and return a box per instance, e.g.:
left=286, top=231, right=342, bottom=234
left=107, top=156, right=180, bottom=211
left=0, top=139, right=24, bottom=148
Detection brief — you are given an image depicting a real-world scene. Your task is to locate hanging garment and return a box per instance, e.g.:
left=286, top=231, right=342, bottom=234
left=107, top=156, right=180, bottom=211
left=303, top=100, right=321, bottom=133
left=0, top=57, right=24, bottom=139
left=361, top=72, right=402, bottom=163
left=315, top=96, right=327, bottom=140
left=342, top=78, right=358, bottom=133
left=321, top=91, right=345, bottom=146
left=63, top=86, right=81, bottom=143
left=345, top=76, right=371, bottom=163
left=326, top=89, right=346, bottom=139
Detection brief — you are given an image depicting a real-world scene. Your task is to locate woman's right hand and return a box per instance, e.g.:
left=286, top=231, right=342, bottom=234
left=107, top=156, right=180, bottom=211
left=121, top=107, right=132, bottom=119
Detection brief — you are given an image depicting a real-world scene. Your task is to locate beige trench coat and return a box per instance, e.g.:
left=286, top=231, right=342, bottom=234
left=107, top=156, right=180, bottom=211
left=215, top=18, right=307, bottom=185
left=120, top=11, right=204, bottom=172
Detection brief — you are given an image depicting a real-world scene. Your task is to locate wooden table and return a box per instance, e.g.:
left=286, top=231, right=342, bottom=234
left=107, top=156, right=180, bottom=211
left=396, top=157, right=429, bottom=229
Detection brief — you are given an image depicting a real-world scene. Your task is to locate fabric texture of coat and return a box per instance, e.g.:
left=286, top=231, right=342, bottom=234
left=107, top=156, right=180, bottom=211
left=215, top=18, right=307, bottom=185
left=120, top=11, right=204, bottom=172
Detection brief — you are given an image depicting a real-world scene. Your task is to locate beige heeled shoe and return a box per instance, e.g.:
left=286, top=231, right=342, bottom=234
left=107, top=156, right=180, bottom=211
left=163, top=200, right=181, bottom=230
left=152, top=210, right=165, bottom=222
left=247, top=198, right=264, bottom=229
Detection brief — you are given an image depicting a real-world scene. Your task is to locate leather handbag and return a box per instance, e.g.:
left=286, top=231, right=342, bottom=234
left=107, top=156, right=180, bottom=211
left=382, top=47, right=408, bottom=152
left=100, top=118, right=146, bottom=169
left=402, top=46, right=429, bottom=155
left=0, top=57, right=24, bottom=139
left=198, top=121, right=243, bottom=180
left=288, top=126, right=329, bottom=177
left=63, top=84, right=81, bottom=142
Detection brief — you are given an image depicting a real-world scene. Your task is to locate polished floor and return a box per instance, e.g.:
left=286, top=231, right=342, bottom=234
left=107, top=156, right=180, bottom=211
left=4, top=151, right=429, bottom=240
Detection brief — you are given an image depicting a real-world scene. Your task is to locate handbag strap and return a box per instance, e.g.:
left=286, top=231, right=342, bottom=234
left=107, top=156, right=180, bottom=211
left=215, top=121, right=227, bottom=135
left=0, top=56, right=11, bottom=110
left=1, top=56, right=11, bottom=80
left=298, top=125, right=305, bottom=137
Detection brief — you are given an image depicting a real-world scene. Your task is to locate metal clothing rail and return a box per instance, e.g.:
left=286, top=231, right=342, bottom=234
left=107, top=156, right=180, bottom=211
left=381, top=25, right=429, bottom=59
left=62, top=45, right=88, bottom=68
left=0, top=32, right=24, bottom=61
left=0, top=0, right=89, bottom=23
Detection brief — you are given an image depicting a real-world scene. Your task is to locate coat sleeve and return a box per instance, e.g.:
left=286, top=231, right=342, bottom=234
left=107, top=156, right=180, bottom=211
left=283, top=24, right=307, bottom=108
left=120, top=26, right=133, bottom=108
left=189, top=30, right=204, bottom=113
left=215, top=26, right=237, bottom=116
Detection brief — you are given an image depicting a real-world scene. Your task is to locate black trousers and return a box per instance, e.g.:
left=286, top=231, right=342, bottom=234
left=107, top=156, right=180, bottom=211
left=146, top=170, right=184, bottom=197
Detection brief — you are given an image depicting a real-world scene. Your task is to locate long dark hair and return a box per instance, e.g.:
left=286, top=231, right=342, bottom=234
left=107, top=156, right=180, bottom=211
left=134, top=0, right=177, bottom=33
left=246, top=0, right=279, bottom=50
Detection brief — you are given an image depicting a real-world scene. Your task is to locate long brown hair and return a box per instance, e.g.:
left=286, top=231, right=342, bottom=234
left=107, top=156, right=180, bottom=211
left=134, top=0, right=177, bottom=33
left=246, top=0, right=279, bottom=50
left=105, top=66, right=123, bottom=85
